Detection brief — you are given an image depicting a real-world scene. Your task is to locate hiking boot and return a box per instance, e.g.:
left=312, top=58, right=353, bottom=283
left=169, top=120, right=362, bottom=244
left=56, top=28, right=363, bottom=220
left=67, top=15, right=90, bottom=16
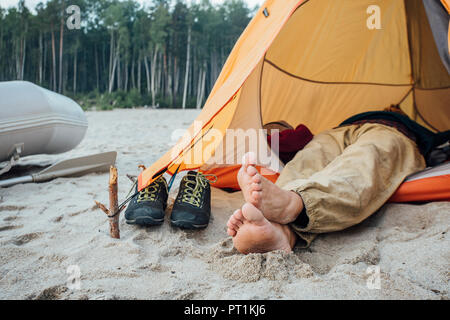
left=125, top=176, right=168, bottom=226
left=170, top=171, right=213, bottom=229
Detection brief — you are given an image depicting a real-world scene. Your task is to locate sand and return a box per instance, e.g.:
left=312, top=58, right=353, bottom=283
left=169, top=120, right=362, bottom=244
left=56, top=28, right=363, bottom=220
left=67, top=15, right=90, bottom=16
left=0, top=109, right=449, bottom=300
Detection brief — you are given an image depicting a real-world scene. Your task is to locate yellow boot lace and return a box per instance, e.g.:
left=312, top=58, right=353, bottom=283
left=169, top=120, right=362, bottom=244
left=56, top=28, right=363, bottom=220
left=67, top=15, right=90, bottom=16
left=137, top=177, right=167, bottom=203
left=181, top=172, right=217, bottom=207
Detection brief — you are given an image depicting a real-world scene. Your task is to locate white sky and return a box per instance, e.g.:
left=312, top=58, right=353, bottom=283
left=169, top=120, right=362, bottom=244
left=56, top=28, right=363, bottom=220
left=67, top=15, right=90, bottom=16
left=0, top=0, right=265, bottom=11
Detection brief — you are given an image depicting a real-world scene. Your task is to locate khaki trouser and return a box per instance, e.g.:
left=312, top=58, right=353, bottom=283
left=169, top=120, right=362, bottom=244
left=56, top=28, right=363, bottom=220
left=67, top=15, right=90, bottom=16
left=276, top=123, right=426, bottom=247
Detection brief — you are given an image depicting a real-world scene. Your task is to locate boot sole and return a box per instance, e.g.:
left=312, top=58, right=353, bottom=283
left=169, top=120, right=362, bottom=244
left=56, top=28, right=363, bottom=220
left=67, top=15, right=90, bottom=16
left=170, top=219, right=208, bottom=229
left=126, top=216, right=164, bottom=226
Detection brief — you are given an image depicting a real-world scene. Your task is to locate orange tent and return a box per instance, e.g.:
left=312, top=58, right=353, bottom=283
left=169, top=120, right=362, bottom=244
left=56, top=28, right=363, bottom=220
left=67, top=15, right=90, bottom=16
left=139, top=0, right=450, bottom=203
left=441, top=0, right=450, bottom=55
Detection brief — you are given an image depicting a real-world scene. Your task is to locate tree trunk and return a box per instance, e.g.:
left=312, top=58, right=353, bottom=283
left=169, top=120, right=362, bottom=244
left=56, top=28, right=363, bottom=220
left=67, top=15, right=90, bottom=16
left=163, top=48, right=168, bottom=100
left=173, top=57, right=179, bottom=105
left=143, top=55, right=151, bottom=94
left=167, top=54, right=173, bottom=107
left=108, top=39, right=120, bottom=94
left=156, top=51, right=162, bottom=99
left=51, top=27, right=57, bottom=92
left=109, top=31, right=114, bottom=84
left=198, top=61, right=207, bottom=109
left=196, top=61, right=202, bottom=108
left=38, top=32, right=43, bottom=84
left=73, top=49, right=77, bottom=94
left=196, top=62, right=206, bottom=110
left=15, top=35, right=26, bottom=80
left=108, top=52, right=118, bottom=94
left=15, top=41, right=20, bottom=80
left=124, top=60, right=128, bottom=92
left=95, top=45, right=100, bottom=91
left=137, top=57, right=142, bottom=93
left=131, top=59, right=135, bottom=89
left=21, top=36, right=26, bottom=80
left=117, top=54, right=121, bottom=91
left=182, top=27, right=191, bottom=109
left=210, top=51, right=219, bottom=89
left=192, top=48, right=197, bottom=100
left=102, top=44, right=107, bottom=91
left=58, top=10, right=64, bottom=93
left=43, top=37, right=47, bottom=84
left=108, top=56, right=117, bottom=94
left=124, top=61, right=129, bottom=92
left=151, top=47, right=159, bottom=107
left=64, top=57, right=69, bottom=93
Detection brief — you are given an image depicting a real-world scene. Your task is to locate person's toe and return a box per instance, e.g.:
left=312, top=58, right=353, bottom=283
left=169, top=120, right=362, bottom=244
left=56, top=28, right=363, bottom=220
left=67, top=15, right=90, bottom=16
left=229, top=215, right=243, bottom=228
left=251, top=191, right=262, bottom=206
left=250, top=182, right=262, bottom=192
left=233, top=208, right=245, bottom=222
left=241, top=202, right=265, bottom=223
left=227, top=209, right=244, bottom=236
left=252, top=173, right=262, bottom=184
left=227, top=228, right=237, bottom=237
left=238, top=165, right=246, bottom=177
left=227, top=219, right=238, bottom=237
left=246, top=165, right=258, bottom=177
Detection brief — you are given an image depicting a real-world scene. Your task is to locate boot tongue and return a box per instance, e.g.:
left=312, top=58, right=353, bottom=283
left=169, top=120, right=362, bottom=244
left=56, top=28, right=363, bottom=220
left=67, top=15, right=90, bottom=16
left=187, top=171, right=199, bottom=180
left=185, top=171, right=199, bottom=182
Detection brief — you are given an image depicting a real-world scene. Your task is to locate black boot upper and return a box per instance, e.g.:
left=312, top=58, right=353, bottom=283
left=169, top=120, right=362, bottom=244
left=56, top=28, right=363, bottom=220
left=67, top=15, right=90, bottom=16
left=125, top=176, right=168, bottom=226
left=170, top=171, right=213, bottom=229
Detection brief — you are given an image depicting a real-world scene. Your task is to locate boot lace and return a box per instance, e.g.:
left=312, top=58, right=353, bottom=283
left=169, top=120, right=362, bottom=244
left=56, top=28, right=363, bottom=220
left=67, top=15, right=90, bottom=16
left=138, top=177, right=166, bottom=203
left=181, top=172, right=217, bottom=208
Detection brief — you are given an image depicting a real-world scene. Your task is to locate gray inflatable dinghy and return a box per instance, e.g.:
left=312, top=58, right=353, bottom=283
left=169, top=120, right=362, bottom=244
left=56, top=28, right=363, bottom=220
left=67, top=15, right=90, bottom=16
left=0, top=81, right=88, bottom=163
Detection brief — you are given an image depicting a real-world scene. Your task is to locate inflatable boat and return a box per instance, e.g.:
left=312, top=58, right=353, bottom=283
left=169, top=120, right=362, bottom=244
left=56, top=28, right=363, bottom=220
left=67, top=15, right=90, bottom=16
left=0, top=81, right=88, bottom=163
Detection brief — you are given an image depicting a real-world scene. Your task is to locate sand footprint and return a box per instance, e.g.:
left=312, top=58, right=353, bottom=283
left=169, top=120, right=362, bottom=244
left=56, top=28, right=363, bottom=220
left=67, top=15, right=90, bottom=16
left=0, top=205, right=26, bottom=212
left=31, top=285, right=68, bottom=300
left=0, top=225, right=23, bottom=232
left=11, top=232, right=43, bottom=246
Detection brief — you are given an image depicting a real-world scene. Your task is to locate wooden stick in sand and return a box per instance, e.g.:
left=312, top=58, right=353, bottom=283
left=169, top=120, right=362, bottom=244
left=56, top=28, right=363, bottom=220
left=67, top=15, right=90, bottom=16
left=94, top=166, right=124, bottom=239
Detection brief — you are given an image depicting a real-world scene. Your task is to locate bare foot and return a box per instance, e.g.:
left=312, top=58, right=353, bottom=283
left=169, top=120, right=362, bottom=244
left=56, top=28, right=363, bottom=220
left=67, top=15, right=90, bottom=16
left=237, top=153, right=304, bottom=225
left=227, top=203, right=297, bottom=254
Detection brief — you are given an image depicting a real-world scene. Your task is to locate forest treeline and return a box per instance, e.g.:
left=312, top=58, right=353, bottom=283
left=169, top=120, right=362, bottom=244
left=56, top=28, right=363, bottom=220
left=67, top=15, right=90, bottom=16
left=0, top=0, right=254, bottom=109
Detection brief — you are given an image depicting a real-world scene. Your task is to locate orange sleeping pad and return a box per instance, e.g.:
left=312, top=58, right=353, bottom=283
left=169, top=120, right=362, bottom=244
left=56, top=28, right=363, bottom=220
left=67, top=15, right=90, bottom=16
left=389, top=162, right=450, bottom=203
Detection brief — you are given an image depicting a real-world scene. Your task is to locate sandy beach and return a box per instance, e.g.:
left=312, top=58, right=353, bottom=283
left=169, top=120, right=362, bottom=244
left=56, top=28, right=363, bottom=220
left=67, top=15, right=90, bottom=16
left=0, top=109, right=449, bottom=300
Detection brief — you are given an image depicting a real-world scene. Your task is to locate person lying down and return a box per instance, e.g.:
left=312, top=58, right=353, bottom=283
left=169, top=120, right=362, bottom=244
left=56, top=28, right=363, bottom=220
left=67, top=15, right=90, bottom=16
left=227, top=106, right=450, bottom=254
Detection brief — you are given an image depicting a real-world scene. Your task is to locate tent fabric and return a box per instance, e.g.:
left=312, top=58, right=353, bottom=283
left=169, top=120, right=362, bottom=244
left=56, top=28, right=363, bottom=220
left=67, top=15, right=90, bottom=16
left=423, top=0, right=450, bottom=73
left=139, top=0, right=450, bottom=204
left=442, top=0, right=450, bottom=13
left=138, top=1, right=302, bottom=188
left=440, top=0, right=450, bottom=53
